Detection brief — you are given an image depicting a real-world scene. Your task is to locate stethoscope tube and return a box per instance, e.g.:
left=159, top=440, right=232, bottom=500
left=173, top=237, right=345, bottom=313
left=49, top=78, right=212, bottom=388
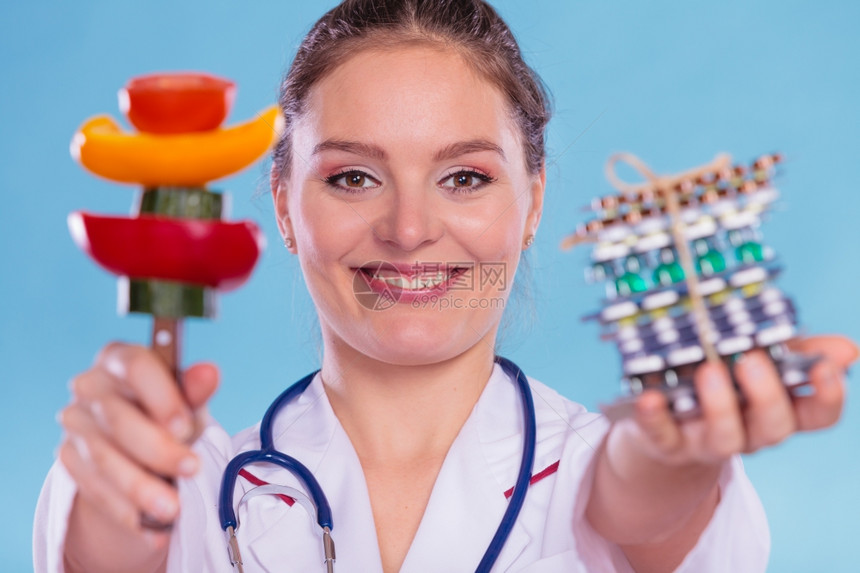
left=475, top=356, right=537, bottom=573
left=219, top=449, right=333, bottom=531
left=218, top=357, right=537, bottom=572
left=218, top=370, right=334, bottom=531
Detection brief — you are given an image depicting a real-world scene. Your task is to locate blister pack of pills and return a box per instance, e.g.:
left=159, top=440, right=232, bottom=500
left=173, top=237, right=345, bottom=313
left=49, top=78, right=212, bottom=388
left=562, top=153, right=819, bottom=421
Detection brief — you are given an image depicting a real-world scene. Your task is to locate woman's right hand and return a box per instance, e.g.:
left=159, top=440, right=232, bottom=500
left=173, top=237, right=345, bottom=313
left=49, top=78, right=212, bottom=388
left=58, top=342, right=219, bottom=573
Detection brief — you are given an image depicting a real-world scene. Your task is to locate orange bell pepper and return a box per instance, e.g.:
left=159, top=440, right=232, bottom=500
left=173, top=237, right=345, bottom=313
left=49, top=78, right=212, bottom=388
left=71, top=106, right=281, bottom=186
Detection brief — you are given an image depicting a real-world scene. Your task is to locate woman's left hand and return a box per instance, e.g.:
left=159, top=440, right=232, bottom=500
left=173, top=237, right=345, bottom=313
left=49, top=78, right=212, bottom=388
left=587, top=334, right=857, bottom=563
left=627, top=334, right=857, bottom=467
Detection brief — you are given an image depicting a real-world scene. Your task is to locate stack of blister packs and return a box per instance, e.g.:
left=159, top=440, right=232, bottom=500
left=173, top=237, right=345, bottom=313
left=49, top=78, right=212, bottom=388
left=564, top=153, right=818, bottom=420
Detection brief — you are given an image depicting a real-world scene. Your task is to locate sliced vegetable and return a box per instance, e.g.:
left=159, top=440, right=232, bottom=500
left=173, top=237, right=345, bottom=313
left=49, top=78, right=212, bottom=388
left=68, top=211, right=265, bottom=291
left=70, top=106, right=281, bottom=186
left=120, top=278, right=217, bottom=319
left=119, top=72, right=236, bottom=134
left=136, top=186, right=224, bottom=219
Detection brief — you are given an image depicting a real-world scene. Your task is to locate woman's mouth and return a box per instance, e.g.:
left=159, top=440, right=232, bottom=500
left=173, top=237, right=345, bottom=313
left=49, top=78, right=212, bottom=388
left=354, top=262, right=470, bottom=295
left=366, top=270, right=449, bottom=290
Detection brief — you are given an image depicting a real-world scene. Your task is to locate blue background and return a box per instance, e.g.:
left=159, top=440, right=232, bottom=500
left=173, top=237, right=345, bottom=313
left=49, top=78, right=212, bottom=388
left=2, top=1, right=858, bottom=570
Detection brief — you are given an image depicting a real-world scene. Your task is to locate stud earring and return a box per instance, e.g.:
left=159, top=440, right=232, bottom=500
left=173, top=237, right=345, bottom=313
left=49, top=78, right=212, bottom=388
left=284, top=237, right=294, bottom=249
left=523, top=234, right=535, bottom=249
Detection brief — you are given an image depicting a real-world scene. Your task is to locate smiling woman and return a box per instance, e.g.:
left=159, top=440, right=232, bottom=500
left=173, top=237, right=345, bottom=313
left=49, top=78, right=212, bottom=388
left=33, top=1, right=858, bottom=573
left=276, top=45, right=543, bottom=369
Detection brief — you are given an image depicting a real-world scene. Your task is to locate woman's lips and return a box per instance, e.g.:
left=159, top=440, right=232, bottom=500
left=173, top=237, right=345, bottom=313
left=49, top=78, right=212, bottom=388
left=354, top=262, right=469, bottom=302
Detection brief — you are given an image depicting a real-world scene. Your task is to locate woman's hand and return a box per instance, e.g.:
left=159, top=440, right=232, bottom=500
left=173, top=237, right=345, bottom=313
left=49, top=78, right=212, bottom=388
left=629, top=335, right=856, bottom=467
left=586, top=335, right=857, bottom=572
left=58, top=342, right=219, bottom=573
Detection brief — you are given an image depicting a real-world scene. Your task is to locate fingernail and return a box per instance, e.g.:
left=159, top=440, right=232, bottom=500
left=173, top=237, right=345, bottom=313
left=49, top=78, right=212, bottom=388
left=739, top=353, right=768, bottom=380
left=703, top=364, right=727, bottom=391
left=151, top=494, right=177, bottom=521
left=169, top=416, right=192, bottom=441
left=143, top=530, right=166, bottom=549
left=178, top=455, right=199, bottom=476
left=638, top=396, right=663, bottom=418
left=640, top=403, right=660, bottom=417
left=822, top=362, right=840, bottom=387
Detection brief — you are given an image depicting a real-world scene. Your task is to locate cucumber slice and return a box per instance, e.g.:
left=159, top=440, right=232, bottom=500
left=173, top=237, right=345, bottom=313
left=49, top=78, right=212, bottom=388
left=127, top=187, right=223, bottom=318
left=136, top=186, right=223, bottom=219
left=119, top=277, right=217, bottom=318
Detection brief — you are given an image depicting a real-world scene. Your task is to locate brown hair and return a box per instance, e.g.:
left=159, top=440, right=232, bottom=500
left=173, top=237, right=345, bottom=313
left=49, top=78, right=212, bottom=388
left=272, top=0, right=551, bottom=183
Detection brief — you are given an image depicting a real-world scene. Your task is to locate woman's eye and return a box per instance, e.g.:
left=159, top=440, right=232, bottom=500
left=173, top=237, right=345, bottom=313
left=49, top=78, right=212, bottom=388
left=454, top=173, right=476, bottom=187
left=325, top=170, right=380, bottom=191
left=439, top=170, right=494, bottom=192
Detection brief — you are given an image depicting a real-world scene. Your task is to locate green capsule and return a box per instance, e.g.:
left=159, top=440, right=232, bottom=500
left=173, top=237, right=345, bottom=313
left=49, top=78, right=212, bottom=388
left=591, top=261, right=616, bottom=282
left=697, top=250, right=727, bottom=276
left=736, top=241, right=765, bottom=264
left=653, top=262, right=685, bottom=286
left=616, top=272, right=648, bottom=296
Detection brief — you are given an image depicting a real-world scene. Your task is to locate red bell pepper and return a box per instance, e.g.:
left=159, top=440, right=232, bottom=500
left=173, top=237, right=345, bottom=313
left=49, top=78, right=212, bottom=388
left=68, top=211, right=265, bottom=291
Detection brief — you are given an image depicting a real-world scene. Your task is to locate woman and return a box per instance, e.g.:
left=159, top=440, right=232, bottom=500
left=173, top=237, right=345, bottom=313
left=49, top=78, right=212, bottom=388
left=35, top=1, right=857, bottom=572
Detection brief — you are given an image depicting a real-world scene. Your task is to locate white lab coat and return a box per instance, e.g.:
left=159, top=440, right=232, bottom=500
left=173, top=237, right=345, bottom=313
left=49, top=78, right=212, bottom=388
left=34, top=363, right=770, bottom=572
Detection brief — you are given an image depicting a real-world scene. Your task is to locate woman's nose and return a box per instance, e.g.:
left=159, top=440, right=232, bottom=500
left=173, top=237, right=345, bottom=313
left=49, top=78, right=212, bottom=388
left=374, top=186, right=443, bottom=252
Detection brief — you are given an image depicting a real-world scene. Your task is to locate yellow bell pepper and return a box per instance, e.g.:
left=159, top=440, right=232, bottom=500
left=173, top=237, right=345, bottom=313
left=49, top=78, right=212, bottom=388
left=71, top=106, right=282, bottom=186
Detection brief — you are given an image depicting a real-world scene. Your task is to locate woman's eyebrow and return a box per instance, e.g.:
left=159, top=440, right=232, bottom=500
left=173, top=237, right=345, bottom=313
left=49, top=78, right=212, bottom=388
left=312, top=139, right=387, bottom=160
left=434, top=140, right=507, bottom=163
left=311, top=139, right=507, bottom=163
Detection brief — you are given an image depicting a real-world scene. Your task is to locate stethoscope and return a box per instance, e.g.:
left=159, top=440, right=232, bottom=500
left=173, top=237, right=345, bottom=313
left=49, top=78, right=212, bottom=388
left=218, top=356, right=536, bottom=573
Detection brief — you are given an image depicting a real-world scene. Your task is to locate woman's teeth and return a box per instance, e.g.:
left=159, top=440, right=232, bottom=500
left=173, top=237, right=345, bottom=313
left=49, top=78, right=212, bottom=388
left=371, top=271, right=449, bottom=290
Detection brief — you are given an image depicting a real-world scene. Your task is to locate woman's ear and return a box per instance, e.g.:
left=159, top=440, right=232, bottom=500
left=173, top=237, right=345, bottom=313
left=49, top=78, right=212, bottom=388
left=270, top=163, right=296, bottom=253
left=525, top=166, right=546, bottom=239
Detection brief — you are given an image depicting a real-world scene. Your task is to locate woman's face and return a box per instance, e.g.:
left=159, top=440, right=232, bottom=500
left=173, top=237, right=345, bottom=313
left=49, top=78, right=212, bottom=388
left=274, top=45, right=544, bottom=366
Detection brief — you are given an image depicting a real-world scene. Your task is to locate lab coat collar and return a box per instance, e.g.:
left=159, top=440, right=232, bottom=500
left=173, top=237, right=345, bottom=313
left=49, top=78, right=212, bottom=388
left=399, top=362, right=534, bottom=572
